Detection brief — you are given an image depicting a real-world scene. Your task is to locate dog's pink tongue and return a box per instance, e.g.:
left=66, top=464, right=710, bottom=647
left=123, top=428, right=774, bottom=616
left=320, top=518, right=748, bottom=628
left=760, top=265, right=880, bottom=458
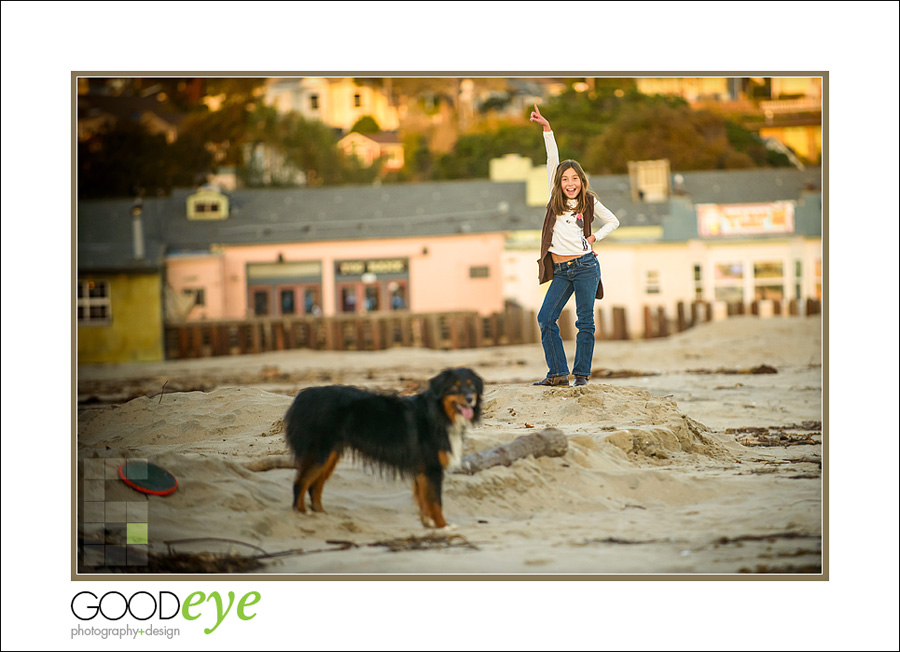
left=460, top=406, right=474, bottom=420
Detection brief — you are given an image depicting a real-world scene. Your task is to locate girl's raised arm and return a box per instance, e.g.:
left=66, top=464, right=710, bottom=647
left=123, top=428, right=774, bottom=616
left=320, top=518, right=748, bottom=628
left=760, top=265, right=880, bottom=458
left=531, top=104, right=559, bottom=195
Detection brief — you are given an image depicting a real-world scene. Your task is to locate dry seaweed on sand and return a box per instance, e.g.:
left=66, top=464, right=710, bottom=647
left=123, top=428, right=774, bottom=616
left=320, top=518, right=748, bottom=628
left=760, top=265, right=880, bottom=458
left=688, top=364, right=778, bottom=375
left=369, top=533, right=479, bottom=552
left=728, top=426, right=822, bottom=447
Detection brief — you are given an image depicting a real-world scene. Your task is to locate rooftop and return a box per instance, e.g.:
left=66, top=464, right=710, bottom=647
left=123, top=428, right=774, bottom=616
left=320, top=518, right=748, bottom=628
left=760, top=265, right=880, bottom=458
left=78, top=166, right=822, bottom=269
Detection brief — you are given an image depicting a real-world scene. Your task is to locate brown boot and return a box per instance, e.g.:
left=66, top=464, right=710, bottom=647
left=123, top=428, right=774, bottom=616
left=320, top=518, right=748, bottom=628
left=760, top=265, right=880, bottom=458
left=533, top=375, right=570, bottom=387
left=574, top=375, right=589, bottom=386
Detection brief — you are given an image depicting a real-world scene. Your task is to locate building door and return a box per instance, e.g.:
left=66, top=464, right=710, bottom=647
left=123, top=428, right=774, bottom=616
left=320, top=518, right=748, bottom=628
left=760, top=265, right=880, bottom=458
left=251, top=288, right=270, bottom=316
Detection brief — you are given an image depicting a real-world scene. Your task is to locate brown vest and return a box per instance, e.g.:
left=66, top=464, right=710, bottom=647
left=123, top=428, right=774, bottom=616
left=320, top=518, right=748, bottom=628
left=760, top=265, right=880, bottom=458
left=537, top=198, right=604, bottom=300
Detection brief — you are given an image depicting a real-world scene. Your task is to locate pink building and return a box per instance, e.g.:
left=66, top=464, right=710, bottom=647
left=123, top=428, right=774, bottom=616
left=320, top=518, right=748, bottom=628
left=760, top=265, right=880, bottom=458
left=157, top=182, right=528, bottom=322
left=166, top=233, right=505, bottom=320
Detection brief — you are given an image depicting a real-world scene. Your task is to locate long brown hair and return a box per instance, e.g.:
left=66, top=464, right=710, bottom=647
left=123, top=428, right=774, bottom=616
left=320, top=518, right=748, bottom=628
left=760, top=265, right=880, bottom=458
left=548, top=159, right=598, bottom=216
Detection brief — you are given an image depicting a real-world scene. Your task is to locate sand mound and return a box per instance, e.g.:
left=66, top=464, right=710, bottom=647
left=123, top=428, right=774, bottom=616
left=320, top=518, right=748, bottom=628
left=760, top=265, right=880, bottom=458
left=77, top=383, right=738, bottom=528
left=78, top=387, right=292, bottom=458
left=479, top=383, right=734, bottom=463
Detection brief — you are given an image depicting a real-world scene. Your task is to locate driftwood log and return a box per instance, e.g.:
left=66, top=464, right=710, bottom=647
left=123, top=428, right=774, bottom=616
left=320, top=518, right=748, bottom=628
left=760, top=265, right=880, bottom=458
left=452, top=428, right=568, bottom=475
left=243, top=455, right=293, bottom=472
left=243, top=428, right=568, bottom=476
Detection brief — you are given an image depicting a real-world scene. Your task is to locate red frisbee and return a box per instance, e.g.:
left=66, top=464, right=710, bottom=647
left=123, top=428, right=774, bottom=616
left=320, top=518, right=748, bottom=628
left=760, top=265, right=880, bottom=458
left=118, top=460, right=178, bottom=496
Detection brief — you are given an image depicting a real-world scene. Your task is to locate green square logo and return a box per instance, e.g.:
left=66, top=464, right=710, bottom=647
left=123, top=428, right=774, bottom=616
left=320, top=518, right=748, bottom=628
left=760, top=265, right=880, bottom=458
left=126, top=522, right=149, bottom=545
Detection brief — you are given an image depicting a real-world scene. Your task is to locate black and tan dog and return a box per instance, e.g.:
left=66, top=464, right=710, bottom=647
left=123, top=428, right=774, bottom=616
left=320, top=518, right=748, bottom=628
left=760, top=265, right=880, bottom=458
left=284, top=368, right=483, bottom=528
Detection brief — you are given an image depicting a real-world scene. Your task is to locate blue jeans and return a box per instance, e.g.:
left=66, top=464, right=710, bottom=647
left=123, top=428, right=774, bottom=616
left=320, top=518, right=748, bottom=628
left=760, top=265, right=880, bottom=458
left=537, top=253, right=601, bottom=378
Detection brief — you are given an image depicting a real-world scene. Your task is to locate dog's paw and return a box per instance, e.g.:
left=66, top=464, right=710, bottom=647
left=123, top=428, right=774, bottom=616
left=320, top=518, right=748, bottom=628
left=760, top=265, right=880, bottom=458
left=421, top=516, right=437, bottom=528
left=439, top=522, right=457, bottom=532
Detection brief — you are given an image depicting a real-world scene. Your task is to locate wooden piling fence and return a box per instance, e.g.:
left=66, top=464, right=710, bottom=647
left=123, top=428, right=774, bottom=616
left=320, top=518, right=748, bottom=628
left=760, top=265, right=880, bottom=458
left=163, top=299, right=823, bottom=359
left=165, top=308, right=538, bottom=359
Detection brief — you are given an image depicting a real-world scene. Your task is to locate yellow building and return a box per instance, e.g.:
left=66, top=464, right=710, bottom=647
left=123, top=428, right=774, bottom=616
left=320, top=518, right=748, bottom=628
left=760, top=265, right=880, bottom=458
left=264, top=78, right=400, bottom=132
left=337, top=132, right=405, bottom=171
left=78, top=200, right=167, bottom=363
left=635, top=77, right=732, bottom=102
left=77, top=272, right=165, bottom=363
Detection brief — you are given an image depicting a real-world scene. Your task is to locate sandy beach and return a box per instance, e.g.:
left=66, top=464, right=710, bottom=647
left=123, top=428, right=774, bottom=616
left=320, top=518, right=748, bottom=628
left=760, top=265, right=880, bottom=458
left=76, top=315, right=823, bottom=576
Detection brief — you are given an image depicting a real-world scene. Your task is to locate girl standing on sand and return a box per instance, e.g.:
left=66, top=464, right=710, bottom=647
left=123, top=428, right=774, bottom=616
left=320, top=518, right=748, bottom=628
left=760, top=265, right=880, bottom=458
left=530, top=104, right=619, bottom=387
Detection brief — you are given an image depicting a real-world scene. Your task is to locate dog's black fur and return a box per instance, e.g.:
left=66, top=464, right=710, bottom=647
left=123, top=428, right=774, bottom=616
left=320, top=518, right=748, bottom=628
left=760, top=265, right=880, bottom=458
left=284, top=368, right=483, bottom=528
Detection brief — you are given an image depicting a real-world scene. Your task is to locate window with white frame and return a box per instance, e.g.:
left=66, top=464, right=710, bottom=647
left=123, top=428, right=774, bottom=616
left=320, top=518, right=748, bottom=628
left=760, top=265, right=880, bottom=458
left=182, top=288, right=206, bottom=307
left=753, top=261, right=785, bottom=301
left=713, top=262, right=744, bottom=303
left=78, top=279, right=111, bottom=324
left=693, top=264, right=703, bottom=300
left=193, top=201, right=220, bottom=214
left=645, top=270, right=661, bottom=294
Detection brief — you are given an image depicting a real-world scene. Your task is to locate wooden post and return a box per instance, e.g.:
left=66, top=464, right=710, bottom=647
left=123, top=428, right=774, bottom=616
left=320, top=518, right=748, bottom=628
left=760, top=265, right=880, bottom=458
left=178, top=326, right=190, bottom=359
left=657, top=307, right=668, bottom=338
left=448, top=316, right=461, bottom=350
left=676, top=302, right=686, bottom=332
left=305, top=319, right=317, bottom=350
left=192, top=326, right=204, bottom=357
left=424, top=315, right=440, bottom=349
left=274, top=322, right=286, bottom=351
left=559, top=309, right=574, bottom=340
left=400, top=315, right=413, bottom=347
left=525, top=310, right=538, bottom=344
left=507, top=307, right=523, bottom=344
left=324, top=318, right=338, bottom=350
left=285, top=321, right=297, bottom=349
left=643, top=306, right=654, bottom=339
left=491, top=313, right=502, bottom=346
left=612, top=307, right=628, bottom=340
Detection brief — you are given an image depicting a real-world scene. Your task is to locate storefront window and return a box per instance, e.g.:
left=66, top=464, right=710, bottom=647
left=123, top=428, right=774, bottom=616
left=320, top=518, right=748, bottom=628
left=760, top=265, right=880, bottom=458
left=280, top=289, right=295, bottom=315
left=304, top=288, right=321, bottom=316
left=714, top=262, right=744, bottom=303
left=253, top=290, right=269, bottom=316
left=340, top=287, right=357, bottom=313
left=364, top=286, right=380, bottom=312
left=693, top=264, right=703, bottom=300
left=753, top=261, right=784, bottom=302
left=390, top=283, right=407, bottom=310
left=715, top=263, right=743, bottom=281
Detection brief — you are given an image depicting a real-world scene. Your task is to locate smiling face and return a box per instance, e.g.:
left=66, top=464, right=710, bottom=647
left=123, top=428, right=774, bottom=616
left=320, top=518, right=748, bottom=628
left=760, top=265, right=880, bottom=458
left=560, top=165, right=583, bottom=200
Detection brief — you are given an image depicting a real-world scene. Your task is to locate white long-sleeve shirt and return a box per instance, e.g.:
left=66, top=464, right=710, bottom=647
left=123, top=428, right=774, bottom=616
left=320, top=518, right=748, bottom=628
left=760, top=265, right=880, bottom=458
left=544, top=130, right=619, bottom=256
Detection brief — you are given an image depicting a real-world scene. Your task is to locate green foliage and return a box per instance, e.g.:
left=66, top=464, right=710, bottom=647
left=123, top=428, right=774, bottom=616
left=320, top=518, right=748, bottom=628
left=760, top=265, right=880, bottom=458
left=432, top=124, right=543, bottom=179
left=583, top=103, right=743, bottom=173
left=78, top=119, right=212, bottom=199
left=243, top=107, right=379, bottom=187
left=400, top=133, right=434, bottom=181
left=430, top=87, right=716, bottom=179
left=350, top=115, right=381, bottom=134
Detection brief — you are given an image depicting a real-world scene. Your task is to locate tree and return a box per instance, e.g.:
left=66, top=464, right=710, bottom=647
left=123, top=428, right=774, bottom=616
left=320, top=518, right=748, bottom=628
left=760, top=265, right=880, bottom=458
left=78, top=118, right=212, bottom=199
left=241, top=107, right=379, bottom=187
left=350, top=115, right=381, bottom=134
left=583, top=102, right=786, bottom=173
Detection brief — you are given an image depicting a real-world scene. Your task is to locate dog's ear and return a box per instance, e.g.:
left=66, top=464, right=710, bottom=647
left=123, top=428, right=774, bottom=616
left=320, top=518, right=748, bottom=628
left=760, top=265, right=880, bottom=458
left=428, top=369, right=454, bottom=395
left=470, top=370, right=484, bottom=394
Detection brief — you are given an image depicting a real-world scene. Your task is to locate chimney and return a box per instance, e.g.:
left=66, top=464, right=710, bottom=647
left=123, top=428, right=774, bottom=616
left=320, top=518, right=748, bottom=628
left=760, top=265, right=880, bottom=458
left=131, top=199, right=145, bottom=260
